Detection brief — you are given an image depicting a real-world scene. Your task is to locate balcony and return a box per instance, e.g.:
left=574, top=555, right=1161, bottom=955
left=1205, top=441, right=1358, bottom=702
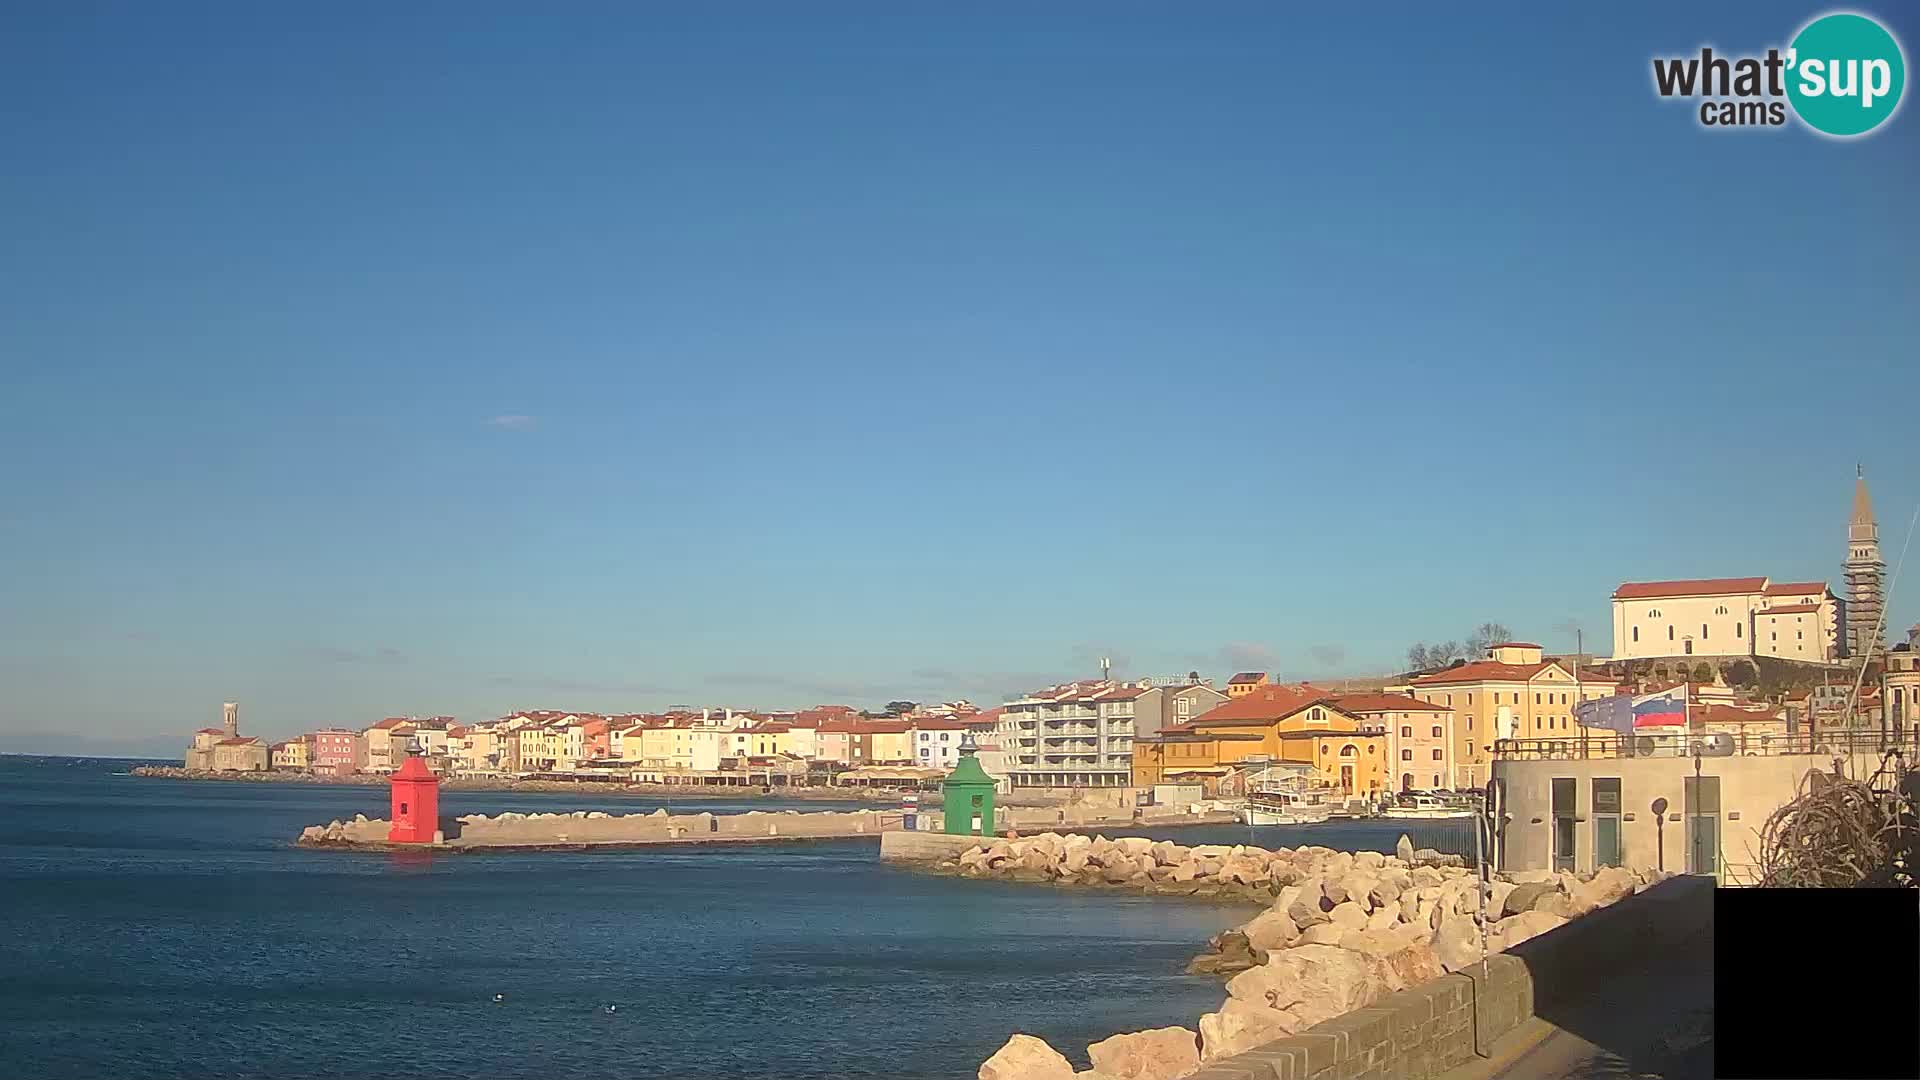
left=1493, top=730, right=1894, bottom=761
left=1043, top=724, right=1098, bottom=736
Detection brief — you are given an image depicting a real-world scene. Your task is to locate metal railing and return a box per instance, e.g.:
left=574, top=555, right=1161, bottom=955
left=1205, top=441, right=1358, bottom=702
left=1493, top=729, right=1906, bottom=761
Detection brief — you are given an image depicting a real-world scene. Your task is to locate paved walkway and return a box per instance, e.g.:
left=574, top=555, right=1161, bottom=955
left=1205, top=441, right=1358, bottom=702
left=1442, top=904, right=1715, bottom=1080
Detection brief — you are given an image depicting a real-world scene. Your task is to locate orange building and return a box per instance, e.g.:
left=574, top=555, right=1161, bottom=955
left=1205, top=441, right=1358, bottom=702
left=1131, top=684, right=1391, bottom=799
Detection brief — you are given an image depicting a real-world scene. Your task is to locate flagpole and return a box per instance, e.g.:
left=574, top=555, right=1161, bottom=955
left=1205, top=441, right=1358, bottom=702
left=1575, top=630, right=1587, bottom=760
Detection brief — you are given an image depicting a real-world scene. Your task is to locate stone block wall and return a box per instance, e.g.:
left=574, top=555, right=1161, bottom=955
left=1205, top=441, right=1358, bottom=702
left=879, top=831, right=986, bottom=862
left=1186, top=876, right=1708, bottom=1080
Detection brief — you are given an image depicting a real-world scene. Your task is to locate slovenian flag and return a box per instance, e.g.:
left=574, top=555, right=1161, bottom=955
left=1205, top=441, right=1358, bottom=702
left=1630, top=686, right=1688, bottom=729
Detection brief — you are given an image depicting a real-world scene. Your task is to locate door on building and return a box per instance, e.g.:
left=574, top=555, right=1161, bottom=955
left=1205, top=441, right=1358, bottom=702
left=1402, top=773, right=1413, bottom=791
left=1685, top=775, right=1720, bottom=879
left=1340, top=764, right=1354, bottom=795
left=1551, top=778, right=1577, bottom=872
left=1593, top=777, right=1622, bottom=868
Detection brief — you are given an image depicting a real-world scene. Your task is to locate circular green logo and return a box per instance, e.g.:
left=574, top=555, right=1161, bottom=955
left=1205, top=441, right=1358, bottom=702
left=1786, top=12, right=1906, bottom=137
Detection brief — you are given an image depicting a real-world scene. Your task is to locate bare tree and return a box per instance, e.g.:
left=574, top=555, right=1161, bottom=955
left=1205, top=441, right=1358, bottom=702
left=1465, top=622, right=1513, bottom=659
left=1406, top=640, right=1465, bottom=671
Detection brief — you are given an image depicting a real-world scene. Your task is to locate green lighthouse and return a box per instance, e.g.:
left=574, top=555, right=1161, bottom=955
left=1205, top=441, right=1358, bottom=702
left=942, top=730, right=997, bottom=836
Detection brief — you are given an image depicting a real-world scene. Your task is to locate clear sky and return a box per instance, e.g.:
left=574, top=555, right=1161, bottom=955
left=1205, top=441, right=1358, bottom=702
left=3, top=2, right=1915, bottom=753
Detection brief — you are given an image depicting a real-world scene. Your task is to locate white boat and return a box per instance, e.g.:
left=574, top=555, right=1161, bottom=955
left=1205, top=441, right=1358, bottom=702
left=1377, top=793, right=1476, bottom=820
left=1237, top=768, right=1334, bottom=826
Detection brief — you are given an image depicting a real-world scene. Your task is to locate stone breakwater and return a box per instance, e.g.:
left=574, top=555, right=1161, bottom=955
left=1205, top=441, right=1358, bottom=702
left=933, top=833, right=1668, bottom=1080
left=298, top=807, right=892, bottom=850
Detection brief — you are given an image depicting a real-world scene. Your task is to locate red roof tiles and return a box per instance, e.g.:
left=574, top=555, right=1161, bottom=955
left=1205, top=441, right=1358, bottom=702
left=1613, top=577, right=1768, bottom=599
left=1764, top=582, right=1828, bottom=596
left=1188, top=684, right=1329, bottom=725
left=1330, top=693, right=1452, bottom=714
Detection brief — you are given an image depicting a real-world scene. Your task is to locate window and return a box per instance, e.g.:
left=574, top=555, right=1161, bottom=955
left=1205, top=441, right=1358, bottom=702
left=1736, top=624, right=1742, bottom=639
left=1552, top=778, right=1577, bottom=872
left=1401, top=726, right=1412, bottom=738
left=1702, top=624, right=1709, bottom=640
left=1401, top=749, right=1412, bottom=761
left=1633, top=627, right=1639, bottom=642
left=1668, top=625, right=1675, bottom=640
left=1367, top=745, right=1377, bottom=754
left=1467, top=742, right=1476, bottom=755
left=1431, top=749, right=1443, bottom=760
left=1340, top=744, right=1357, bottom=757
left=1797, top=630, right=1804, bottom=640
left=1535, top=693, right=1541, bottom=705
left=1431, top=725, right=1443, bottom=737
left=940, top=733, right=950, bottom=742
left=1594, top=777, right=1623, bottom=868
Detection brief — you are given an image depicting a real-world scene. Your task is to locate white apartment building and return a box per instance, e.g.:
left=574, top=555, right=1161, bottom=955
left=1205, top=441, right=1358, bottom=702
left=993, top=677, right=1227, bottom=788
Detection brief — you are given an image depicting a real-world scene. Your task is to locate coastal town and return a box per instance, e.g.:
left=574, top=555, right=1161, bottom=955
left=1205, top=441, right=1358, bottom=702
left=165, top=474, right=1919, bottom=848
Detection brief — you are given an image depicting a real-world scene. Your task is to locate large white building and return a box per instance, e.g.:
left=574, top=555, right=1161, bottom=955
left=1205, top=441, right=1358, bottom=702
left=1609, top=577, right=1843, bottom=662
left=992, top=677, right=1227, bottom=788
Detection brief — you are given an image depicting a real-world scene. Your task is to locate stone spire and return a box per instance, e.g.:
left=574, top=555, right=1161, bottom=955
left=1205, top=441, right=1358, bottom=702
left=1845, top=467, right=1885, bottom=658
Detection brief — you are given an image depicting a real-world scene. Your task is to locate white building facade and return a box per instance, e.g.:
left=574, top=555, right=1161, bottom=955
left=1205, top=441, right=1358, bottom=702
left=1610, top=577, right=1843, bottom=663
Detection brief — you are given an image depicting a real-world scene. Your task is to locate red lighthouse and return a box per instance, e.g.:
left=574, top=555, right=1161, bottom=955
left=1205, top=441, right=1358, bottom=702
left=387, top=750, right=441, bottom=844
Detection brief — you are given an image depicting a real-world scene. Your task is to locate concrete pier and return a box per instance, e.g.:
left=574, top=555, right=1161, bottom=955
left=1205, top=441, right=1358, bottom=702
left=298, top=807, right=899, bottom=851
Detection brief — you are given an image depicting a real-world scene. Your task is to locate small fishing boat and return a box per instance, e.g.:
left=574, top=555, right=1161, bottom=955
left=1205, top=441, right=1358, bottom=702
left=1377, top=792, right=1476, bottom=820
left=1237, top=768, right=1333, bottom=826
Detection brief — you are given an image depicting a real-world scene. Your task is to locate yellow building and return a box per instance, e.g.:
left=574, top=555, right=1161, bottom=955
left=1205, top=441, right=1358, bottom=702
left=1131, top=684, right=1391, bottom=798
left=864, top=723, right=913, bottom=764
left=270, top=738, right=310, bottom=770
left=1395, top=643, right=1619, bottom=790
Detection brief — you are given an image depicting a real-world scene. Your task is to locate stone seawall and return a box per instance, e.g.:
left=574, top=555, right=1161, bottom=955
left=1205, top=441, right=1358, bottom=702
left=298, top=808, right=894, bottom=850
left=961, top=833, right=1676, bottom=1080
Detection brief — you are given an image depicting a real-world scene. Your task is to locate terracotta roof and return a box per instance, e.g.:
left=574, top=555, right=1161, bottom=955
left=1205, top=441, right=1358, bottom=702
left=217, top=737, right=260, bottom=746
left=1330, top=693, right=1452, bottom=714
left=1188, top=684, right=1330, bottom=725
left=1489, top=642, right=1541, bottom=649
left=1764, top=582, right=1827, bottom=596
left=370, top=717, right=411, bottom=730
left=908, top=718, right=975, bottom=731
left=1227, top=672, right=1268, bottom=684
left=1410, top=660, right=1556, bottom=685
left=1757, top=604, right=1821, bottom=615
left=196, top=727, right=225, bottom=735
left=1612, top=577, right=1768, bottom=600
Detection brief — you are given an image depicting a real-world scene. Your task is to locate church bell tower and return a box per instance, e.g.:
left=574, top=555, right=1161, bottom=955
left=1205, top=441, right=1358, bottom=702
left=1845, top=466, right=1885, bottom=659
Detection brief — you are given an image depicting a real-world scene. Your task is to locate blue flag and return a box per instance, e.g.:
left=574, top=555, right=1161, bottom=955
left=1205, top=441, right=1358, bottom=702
left=1575, top=693, right=1634, bottom=736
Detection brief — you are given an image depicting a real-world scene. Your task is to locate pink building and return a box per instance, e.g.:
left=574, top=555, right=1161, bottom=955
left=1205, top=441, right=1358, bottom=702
left=311, top=729, right=364, bottom=775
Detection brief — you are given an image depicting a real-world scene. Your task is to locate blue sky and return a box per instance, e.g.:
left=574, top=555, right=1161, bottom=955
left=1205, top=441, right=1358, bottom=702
left=3, top=2, right=1915, bottom=752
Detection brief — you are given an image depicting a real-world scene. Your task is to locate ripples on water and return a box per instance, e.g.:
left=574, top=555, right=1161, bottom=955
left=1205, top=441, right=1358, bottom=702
left=0, top=757, right=1255, bottom=1079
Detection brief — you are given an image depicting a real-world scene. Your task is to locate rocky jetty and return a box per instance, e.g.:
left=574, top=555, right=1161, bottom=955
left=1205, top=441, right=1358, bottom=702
left=931, top=833, right=1466, bottom=906
left=959, top=834, right=1666, bottom=1080
left=298, top=807, right=893, bottom=849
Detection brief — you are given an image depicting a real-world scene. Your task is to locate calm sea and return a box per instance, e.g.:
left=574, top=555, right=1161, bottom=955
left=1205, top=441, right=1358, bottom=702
left=0, top=756, right=1268, bottom=1080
